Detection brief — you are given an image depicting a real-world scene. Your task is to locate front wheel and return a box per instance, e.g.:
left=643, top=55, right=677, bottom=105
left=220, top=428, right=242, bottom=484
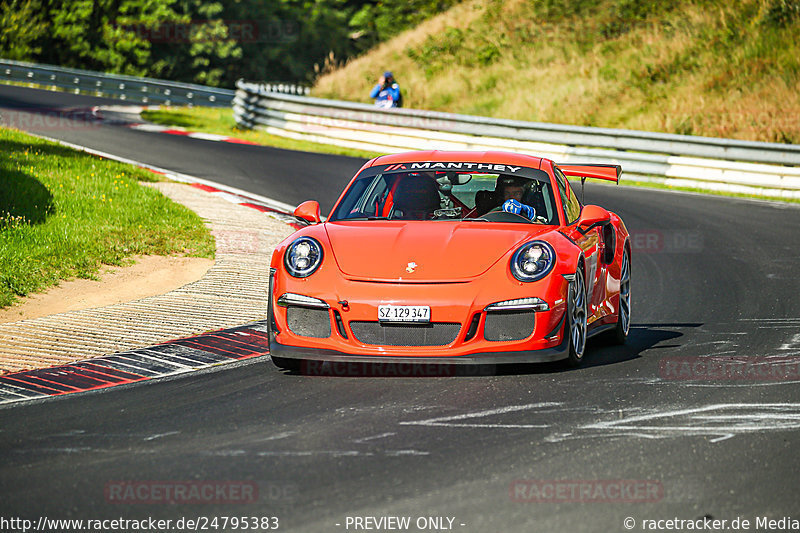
left=566, top=268, right=588, bottom=367
left=610, top=249, right=631, bottom=345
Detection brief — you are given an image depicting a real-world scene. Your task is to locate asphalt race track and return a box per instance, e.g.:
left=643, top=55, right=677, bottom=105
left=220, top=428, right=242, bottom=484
left=1, top=85, right=800, bottom=532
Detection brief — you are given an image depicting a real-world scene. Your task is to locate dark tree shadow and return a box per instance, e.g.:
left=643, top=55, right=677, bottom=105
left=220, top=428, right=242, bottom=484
left=0, top=167, right=54, bottom=225
left=0, top=137, right=90, bottom=162
left=0, top=137, right=104, bottom=226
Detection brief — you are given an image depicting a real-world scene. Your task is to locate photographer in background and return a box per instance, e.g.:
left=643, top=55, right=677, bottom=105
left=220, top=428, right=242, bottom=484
left=370, top=71, right=402, bottom=108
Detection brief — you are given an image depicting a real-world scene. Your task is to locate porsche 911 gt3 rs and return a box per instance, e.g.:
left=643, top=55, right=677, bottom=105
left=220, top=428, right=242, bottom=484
left=268, top=151, right=631, bottom=369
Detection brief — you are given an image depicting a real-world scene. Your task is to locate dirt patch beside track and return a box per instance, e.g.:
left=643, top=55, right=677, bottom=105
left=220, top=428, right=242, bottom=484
left=0, top=256, right=213, bottom=324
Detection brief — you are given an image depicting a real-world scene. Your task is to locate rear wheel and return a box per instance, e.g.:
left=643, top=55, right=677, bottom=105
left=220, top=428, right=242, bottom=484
left=566, top=268, right=588, bottom=367
left=610, top=249, right=631, bottom=345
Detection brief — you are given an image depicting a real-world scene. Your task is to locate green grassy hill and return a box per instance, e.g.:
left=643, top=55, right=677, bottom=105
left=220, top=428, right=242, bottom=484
left=313, top=0, right=800, bottom=143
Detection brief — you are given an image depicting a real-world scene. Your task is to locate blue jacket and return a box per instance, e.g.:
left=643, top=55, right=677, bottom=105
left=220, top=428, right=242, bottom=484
left=370, top=82, right=400, bottom=108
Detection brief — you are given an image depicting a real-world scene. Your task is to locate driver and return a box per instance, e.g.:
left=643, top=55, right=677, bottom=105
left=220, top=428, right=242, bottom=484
left=495, top=176, right=537, bottom=220
left=392, top=174, right=441, bottom=220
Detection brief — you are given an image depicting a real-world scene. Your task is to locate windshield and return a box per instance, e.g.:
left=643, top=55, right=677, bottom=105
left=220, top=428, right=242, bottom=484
left=330, top=166, right=558, bottom=224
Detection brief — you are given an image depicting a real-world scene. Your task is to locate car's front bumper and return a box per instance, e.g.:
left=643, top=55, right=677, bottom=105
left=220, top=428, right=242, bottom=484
left=269, top=314, right=569, bottom=366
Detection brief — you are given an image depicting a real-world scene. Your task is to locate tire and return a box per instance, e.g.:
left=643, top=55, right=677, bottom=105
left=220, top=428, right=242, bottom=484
left=566, top=267, right=588, bottom=367
left=610, top=249, right=631, bottom=345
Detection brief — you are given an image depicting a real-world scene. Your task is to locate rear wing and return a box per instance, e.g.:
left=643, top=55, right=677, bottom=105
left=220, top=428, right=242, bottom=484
left=559, top=164, right=622, bottom=184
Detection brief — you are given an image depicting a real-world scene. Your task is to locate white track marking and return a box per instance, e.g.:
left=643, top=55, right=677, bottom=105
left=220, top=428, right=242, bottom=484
left=128, top=123, right=169, bottom=132
left=211, top=191, right=249, bottom=204
left=739, top=318, right=800, bottom=321
left=187, top=132, right=229, bottom=141
left=353, top=432, right=396, bottom=443
left=584, top=403, right=800, bottom=438
left=139, top=349, right=210, bottom=368
left=413, top=403, right=800, bottom=443
left=130, top=352, right=195, bottom=370
left=779, top=333, right=800, bottom=351
left=258, top=431, right=297, bottom=442
left=399, top=402, right=562, bottom=428
left=708, top=434, right=735, bottom=443
left=0, top=383, right=47, bottom=399
left=384, top=450, right=430, bottom=456
left=255, top=450, right=366, bottom=457
left=669, top=380, right=800, bottom=388
left=144, top=431, right=179, bottom=441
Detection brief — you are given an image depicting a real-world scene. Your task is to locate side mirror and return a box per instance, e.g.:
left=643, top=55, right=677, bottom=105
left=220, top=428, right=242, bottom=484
left=294, top=200, right=321, bottom=224
left=453, top=173, right=473, bottom=185
left=577, top=205, right=611, bottom=231
left=437, top=172, right=472, bottom=192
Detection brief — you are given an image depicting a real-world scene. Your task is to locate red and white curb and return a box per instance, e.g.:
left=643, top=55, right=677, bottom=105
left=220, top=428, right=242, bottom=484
left=0, top=322, right=272, bottom=406
left=92, top=105, right=260, bottom=146
left=130, top=123, right=260, bottom=145
left=182, top=181, right=303, bottom=230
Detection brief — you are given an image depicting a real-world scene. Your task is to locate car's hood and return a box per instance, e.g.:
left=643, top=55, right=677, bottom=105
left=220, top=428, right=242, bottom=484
left=324, top=221, right=552, bottom=281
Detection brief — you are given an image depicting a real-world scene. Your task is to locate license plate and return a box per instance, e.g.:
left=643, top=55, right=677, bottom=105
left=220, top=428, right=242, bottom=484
left=378, top=305, right=430, bottom=323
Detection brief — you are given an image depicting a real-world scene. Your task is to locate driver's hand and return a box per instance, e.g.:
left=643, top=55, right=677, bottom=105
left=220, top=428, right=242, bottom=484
left=378, top=76, right=385, bottom=85
left=501, top=199, right=535, bottom=220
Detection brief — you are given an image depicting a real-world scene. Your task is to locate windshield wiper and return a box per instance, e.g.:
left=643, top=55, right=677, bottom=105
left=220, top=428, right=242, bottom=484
left=342, top=216, right=392, bottom=221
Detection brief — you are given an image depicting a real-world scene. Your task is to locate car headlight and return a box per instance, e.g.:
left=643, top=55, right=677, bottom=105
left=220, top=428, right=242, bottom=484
left=285, top=237, right=323, bottom=278
left=510, top=241, right=555, bottom=282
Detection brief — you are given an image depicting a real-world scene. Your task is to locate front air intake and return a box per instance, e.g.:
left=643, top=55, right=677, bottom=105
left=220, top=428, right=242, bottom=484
left=483, top=310, right=535, bottom=341
left=349, top=322, right=461, bottom=346
left=286, top=307, right=331, bottom=338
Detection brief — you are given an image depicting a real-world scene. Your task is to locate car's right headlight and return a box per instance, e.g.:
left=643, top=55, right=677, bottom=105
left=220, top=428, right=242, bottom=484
left=284, top=237, right=323, bottom=278
left=510, top=241, right=555, bottom=282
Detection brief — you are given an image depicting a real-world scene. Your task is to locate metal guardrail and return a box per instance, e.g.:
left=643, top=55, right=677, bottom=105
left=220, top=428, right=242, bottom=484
left=243, top=82, right=310, bottom=96
left=234, top=79, right=800, bottom=197
left=0, top=59, right=236, bottom=106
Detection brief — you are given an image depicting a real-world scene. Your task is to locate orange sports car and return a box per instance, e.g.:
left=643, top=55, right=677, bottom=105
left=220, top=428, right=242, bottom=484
left=268, top=151, right=631, bottom=369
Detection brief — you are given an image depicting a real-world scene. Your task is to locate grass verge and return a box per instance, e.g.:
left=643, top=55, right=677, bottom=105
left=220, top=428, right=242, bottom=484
left=0, top=126, right=215, bottom=309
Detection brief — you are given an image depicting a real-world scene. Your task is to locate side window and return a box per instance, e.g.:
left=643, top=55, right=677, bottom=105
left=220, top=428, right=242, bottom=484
left=553, top=167, right=569, bottom=222
left=331, top=174, right=391, bottom=219
left=554, top=167, right=582, bottom=224
left=564, top=180, right=582, bottom=224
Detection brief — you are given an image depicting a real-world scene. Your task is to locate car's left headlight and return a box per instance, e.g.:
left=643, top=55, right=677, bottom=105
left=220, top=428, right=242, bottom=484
left=510, top=241, right=555, bottom=282
left=285, top=237, right=323, bottom=278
